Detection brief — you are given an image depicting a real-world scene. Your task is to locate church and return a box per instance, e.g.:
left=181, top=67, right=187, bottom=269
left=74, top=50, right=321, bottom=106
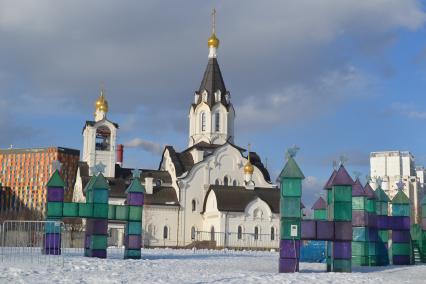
left=73, top=15, right=281, bottom=249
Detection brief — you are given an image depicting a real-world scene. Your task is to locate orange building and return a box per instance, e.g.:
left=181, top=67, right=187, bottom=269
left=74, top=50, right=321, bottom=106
left=0, top=147, right=80, bottom=216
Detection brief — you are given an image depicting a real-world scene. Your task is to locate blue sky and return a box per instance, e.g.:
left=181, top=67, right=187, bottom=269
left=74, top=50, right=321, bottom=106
left=1, top=1, right=426, bottom=205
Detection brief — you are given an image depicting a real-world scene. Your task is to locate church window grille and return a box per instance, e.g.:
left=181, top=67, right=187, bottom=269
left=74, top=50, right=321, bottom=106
left=271, top=227, right=275, bottom=241
left=237, top=226, right=242, bottom=240
left=191, top=227, right=196, bottom=240
left=210, top=226, right=215, bottom=241
left=254, top=226, right=259, bottom=240
left=163, top=226, right=168, bottom=239
left=201, top=113, right=206, bottom=132
left=215, top=112, right=220, bottom=132
left=192, top=199, right=196, bottom=212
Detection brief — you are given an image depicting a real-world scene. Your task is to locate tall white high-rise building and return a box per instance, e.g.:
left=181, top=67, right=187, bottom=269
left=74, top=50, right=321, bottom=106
left=370, top=151, right=423, bottom=224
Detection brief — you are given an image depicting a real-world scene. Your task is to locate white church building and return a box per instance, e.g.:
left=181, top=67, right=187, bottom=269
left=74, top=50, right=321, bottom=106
left=73, top=19, right=281, bottom=249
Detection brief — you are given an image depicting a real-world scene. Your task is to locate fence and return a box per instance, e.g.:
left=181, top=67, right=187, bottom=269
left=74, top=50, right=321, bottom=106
left=0, top=220, right=65, bottom=266
left=194, top=231, right=279, bottom=250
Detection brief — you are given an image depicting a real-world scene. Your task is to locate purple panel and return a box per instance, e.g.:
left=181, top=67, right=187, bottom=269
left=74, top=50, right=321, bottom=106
left=301, top=220, right=316, bottom=240
left=312, top=197, right=327, bottom=210
left=422, top=218, right=426, bottom=230
left=47, top=187, right=64, bottom=202
left=390, top=216, right=410, bottom=230
left=317, top=221, right=334, bottom=240
left=392, top=255, right=410, bottom=265
left=279, top=258, right=299, bottom=273
left=334, top=221, right=352, bottom=241
left=352, top=211, right=368, bottom=227
left=92, top=219, right=108, bottom=235
left=392, top=230, right=411, bottom=243
left=126, top=235, right=142, bottom=249
left=85, top=219, right=94, bottom=235
left=376, top=215, right=389, bottom=230
left=127, top=193, right=144, bottom=206
left=368, top=213, right=377, bottom=228
left=91, top=249, right=107, bottom=259
left=44, top=233, right=61, bottom=249
left=368, top=228, right=378, bottom=242
left=333, top=241, right=351, bottom=259
left=352, top=179, right=366, bottom=197
left=330, top=166, right=354, bottom=186
left=44, top=248, right=61, bottom=255
left=279, top=240, right=300, bottom=258
left=85, top=235, right=91, bottom=249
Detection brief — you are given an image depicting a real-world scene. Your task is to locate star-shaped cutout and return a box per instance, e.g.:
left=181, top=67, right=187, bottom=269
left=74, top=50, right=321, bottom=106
left=51, top=160, right=62, bottom=172
left=131, top=168, right=141, bottom=179
left=90, top=162, right=106, bottom=175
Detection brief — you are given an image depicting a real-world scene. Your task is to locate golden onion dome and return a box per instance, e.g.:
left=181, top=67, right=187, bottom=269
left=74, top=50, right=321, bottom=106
left=208, top=33, right=219, bottom=48
left=244, top=161, right=254, bottom=175
left=95, top=89, right=109, bottom=113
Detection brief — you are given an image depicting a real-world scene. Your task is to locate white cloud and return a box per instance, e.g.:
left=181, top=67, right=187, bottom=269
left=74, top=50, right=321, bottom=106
left=391, top=102, right=426, bottom=119
left=124, top=138, right=164, bottom=155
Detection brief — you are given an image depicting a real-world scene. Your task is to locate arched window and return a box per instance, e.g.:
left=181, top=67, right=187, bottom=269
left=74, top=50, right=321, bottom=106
left=95, top=126, right=111, bottom=151
left=192, top=199, right=196, bottom=212
left=215, top=112, right=220, bottom=132
left=237, top=226, right=242, bottom=240
left=254, top=226, right=259, bottom=240
left=232, top=180, right=237, bottom=186
left=155, top=179, right=162, bottom=187
left=201, top=112, right=206, bottom=132
left=191, top=226, right=196, bottom=240
left=163, top=226, right=168, bottom=239
left=271, top=227, right=275, bottom=241
left=224, top=176, right=229, bottom=186
left=215, top=179, right=220, bottom=185
left=210, top=226, right=215, bottom=241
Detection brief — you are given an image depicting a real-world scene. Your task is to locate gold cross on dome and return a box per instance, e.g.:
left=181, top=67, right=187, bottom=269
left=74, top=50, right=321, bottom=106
left=212, top=8, right=216, bottom=34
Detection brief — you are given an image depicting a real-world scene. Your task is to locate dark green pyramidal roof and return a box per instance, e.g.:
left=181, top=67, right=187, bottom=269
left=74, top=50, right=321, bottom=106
left=278, top=157, right=305, bottom=180
left=374, top=187, right=390, bottom=202
left=125, top=178, right=146, bottom=193
left=84, top=173, right=109, bottom=192
left=392, top=190, right=410, bottom=204
left=46, top=170, right=65, bottom=187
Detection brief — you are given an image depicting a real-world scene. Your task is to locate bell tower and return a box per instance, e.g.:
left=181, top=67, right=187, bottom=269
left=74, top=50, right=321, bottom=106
left=82, top=88, right=118, bottom=178
left=188, top=9, right=235, bottom=147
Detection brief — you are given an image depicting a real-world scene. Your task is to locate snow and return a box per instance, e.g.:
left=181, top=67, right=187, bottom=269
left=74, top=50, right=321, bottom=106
left=0, top=248, right=425, bottom=283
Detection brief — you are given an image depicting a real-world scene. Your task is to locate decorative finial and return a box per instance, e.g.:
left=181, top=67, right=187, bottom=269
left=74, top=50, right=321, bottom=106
left=285, top=145, right=300, bottom=160
left=212, top=8, right=216, bottom=34
left=52, top=160, right=62, bottom=172
left=248, top=143, right=251, bottom=162
left=208, top=8, right=219, bottom=51
left=339, top=155, right=348, bottom=166
left=131, top=168, right=141, bottom=179
left=332, top=160, right=338, bottom=170
left=244, top=143, right=254, bottom=175
left=90, top=162, right=106, bottom=176
left=365, top=175, right=371, bottom=182
left=353, top=171, right=362, bottom=180
left=396, top=179, right=405, bottom=191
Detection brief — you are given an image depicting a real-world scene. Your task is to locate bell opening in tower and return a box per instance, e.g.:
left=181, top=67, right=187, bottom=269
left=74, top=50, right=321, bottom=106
left=95, top=126, right=111, bottom=151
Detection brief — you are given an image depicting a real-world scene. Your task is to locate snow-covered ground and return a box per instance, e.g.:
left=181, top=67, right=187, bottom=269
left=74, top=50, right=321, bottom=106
left=0, top=248, right=424, bottom=283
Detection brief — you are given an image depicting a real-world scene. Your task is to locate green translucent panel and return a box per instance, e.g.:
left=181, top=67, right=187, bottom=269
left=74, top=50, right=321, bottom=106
left=352, top=241, right=368, bottom=255
left=128, top=206, right=142, bottom=221
left=352, top=197, right=366, bottom=210
left=45, top=220, right=61, bottom=234
left=90, top=235, right=107, bottom=250
left=333, top=185, right=352, bottom=202
left=115, top=205, right=129, bottom=221
left=392, top=243, right=410, bottom=255
left=47, top=202, right=63, bottom=217
left=352, top=255, right=369, bottom=266
left=86, top=190, right=93, bottom=203
left=78, top=203, right=93, bottom=218
left=392, top=204, right=410, bottom=217
left=368, top=243, right=377, bottom=256
left=124, top=249, right=141, bottom=259
left=376, top=202, right=388, bottom=216
left=63, top=202, right=79, bottom=217
left=327, top=191, right=332, bottom=205
left=126, top=221, right=142, bottom=235
left=281, top=178, right=302, bottom=197
left=422, top=205, right=426, bottom=217
left=93, top=203, right=109, bottom=218
left=108, top=204, right=116, bottom=220
left=353, top=227, right=368, bottom=242
left=366, top=199, right=376, bottom=213
left=93, top=189, right=109, bottom=204
left=314, top=209, right=327, bottom=220
left=280, top=197, right=301, bottom=218
left=331, top=202, right=352, bottom=221
left=280, top=218, right=301, bottom=240
left=331, top=259, right=351, bottom=272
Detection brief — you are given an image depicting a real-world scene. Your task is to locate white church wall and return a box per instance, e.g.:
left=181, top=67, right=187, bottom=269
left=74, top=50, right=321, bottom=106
left=143, top=205, right=179, bottom=247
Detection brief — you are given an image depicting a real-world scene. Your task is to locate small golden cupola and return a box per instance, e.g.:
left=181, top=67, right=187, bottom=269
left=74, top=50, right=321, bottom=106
left=244, top=144, right=254, bottom=175
left=207, top=9, right=220, bottom=59
left=95, top=88, right=109, bottom=113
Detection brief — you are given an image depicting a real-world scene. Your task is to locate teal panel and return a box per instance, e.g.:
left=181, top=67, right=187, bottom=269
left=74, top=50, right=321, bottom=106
left=392, top=243, right=410, bottom=256
left=124, top=249, right=141, bottom=259
left=281, top=178, right=301, bottom=197
left=280, top=197, right=301, bottom=218
left=353, top=227, right=368, bottom=242
left=280, top=218, right=301, bottom=240
left=352, top=241, right=368, bottom=255
left=90, top=235, right=107, bottom=250
left=93, top=203, right=109, bottom=218
left=378, top=230, right=389, bottom=242
left=314, top=209, right=327, bottom=220
left=78, top=203, right=93, bottom=218
left=63, top=202, right=79, bottom=217
left=332, top=202, right=352, bottom=221
left=126, top=221, right=142, bottom=235
left=333, top=185, right=352, bottom=202
left=331, top=259, right=351, bottom=272
left=47, top=202, right=63, bottom=217
left=108, top=204, right=116, bottom=220
left=115, top=205, right=129, bottom=221
left=366, top=199, right=376, bottom=213
left=352, top=197, right=366, bottom=210
left=45, top=220, right=61, bottom=234
left=93, top=189, right=109, bottom=204
left=392, top=204, right=410, bottom=217
left=128, top=206, right=142, bottom=221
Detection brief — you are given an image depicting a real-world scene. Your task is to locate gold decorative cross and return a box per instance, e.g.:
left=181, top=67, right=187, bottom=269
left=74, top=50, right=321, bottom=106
left=212, top=8, right=216, bottom=34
